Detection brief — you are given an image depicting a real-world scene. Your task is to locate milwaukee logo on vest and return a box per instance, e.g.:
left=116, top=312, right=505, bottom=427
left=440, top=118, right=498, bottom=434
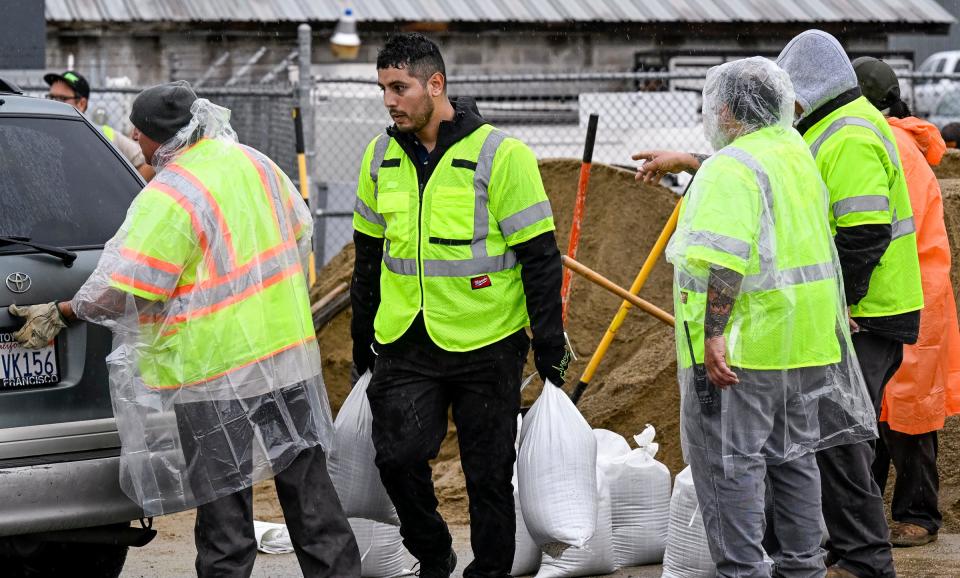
left=471, top=275, right=492, bottom=290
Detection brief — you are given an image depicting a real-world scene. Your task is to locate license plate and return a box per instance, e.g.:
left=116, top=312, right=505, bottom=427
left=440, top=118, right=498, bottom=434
left=0, top=332, right=60, bottom=389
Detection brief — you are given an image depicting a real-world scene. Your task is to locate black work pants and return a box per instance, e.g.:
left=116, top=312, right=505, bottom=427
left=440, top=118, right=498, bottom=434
left=367, top=330, right=528, bottom=578
left=176, top=386, right=360, bottom=577
left=873, top=423, right=942, bottom=534
left=816, top=332, right=901, bottom=578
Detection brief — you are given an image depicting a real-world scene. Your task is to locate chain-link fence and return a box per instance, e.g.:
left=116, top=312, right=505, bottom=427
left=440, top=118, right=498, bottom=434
left=312, top=69, right=960, bottom=266
left=19, top=84, right=301, bottom=179
left=312, top=71, right=714, bottom=265
left=22, top=67, right=960, bottom=271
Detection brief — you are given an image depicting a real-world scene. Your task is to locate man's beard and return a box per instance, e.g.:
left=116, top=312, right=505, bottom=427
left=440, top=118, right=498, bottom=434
left=395, top=98, right=434, bottom=134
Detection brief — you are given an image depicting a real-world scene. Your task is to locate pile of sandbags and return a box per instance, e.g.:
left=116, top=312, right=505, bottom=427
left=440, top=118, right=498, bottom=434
left=662, top=466, right=714, bottom=578
left=516, top=385, right=677, bottom=577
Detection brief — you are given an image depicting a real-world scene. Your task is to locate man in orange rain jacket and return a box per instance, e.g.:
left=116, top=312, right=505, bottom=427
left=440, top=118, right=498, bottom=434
left=855, top=56, right=960, bottom=548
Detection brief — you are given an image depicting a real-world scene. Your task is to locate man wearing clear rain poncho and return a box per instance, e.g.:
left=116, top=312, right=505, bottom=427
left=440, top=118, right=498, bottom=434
left=8, top=81, right=360, bottom=577
left=663, top=58, right=876, bottom=576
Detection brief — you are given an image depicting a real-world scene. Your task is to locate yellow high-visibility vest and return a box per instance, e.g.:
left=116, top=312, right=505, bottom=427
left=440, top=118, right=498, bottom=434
left=353, top=124, right=554, bottom=352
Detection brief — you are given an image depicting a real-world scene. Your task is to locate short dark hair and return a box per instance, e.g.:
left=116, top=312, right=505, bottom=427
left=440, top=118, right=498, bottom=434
left=376, top=33, right=446, bottom=87
left=942, top=122, right=960, bottom=147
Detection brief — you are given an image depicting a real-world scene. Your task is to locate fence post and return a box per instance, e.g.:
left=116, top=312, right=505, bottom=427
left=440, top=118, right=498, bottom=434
left=298, top=23, right=326, bottom=269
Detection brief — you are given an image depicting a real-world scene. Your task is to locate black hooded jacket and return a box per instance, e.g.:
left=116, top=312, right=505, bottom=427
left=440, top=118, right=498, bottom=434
left=350, top=97, right=565, bottom=352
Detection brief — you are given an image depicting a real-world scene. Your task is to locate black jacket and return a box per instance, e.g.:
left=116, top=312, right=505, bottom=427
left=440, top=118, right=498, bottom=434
left=350, top=97, right=564, bottom=353
left=798, top=88, right=920, bottom=343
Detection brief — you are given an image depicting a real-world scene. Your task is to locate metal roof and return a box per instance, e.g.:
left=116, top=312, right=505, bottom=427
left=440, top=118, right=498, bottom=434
left=45, top=0, right=956, bottom=24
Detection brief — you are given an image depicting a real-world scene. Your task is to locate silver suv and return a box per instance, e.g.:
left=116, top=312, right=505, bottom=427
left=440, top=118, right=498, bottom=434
left=0, top=80, right=157, bottom=576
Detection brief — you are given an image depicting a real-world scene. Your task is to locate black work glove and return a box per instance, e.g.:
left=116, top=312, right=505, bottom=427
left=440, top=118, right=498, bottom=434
left=534, top=336, right=571, bottom=387
left=352, top=335, right=376, bottom=377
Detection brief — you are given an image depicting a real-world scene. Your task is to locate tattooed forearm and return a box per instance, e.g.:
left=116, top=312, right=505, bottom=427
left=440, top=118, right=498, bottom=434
left=704, top=265, right=743, bottom=338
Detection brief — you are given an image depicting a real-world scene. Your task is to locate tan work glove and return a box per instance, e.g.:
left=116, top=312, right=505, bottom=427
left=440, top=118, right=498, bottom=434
left=9, top=303, right=67, bottom=349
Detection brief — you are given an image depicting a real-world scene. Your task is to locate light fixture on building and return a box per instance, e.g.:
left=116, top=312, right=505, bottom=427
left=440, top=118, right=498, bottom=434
left=330, top=8, right=361, bottom=60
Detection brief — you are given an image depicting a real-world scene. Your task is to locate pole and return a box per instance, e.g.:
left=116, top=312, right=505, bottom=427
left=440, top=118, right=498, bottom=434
left=293, top=106, right=316, bottom=286
left=297, top=23, right=321, bottom=278
left=561, top=256, right=674, bottom=327
left=569, top=196, right=682, bottom=405
left=560, top=113, right=599, bottom=323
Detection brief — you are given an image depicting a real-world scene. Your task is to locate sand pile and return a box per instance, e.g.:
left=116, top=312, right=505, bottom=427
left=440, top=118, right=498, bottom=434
left=934, top=149, right=960, bottom=179
left=314, top=162, right=960, bottom=530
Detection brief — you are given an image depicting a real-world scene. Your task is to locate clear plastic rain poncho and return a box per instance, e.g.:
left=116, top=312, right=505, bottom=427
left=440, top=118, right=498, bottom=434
left=667, top=57, right=877, bottom=478
left=72, top=99, right=333, bottom=515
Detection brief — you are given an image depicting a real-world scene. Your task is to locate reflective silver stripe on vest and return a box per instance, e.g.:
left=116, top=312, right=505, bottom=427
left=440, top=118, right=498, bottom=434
left=241, top=145, right=291, bottom=236
left=114, top=261, right=181, bottom=295
left=809, top=116, right=901, bottom=170
left=832, top=195, right=890, bottom=220
left=157, top=243, right=303, bottom=319
left=157, top=169, right=233, bottom=278
left=716, top=146, right=775, bottom=272
left=892, top=215, right=916, bottom=240
left=354, top=197, right=386, bottom=227
left=383, top=240, right=417, bottom=276
left=423, top=251, right=518, bottom=277
left=499, top=200, right=553, bottom=238
left=370, top=133, right=391, bottom=200
left=681, top=146, right=838, bottom=294
left=678, top=259, right=835, bottom=293
left=687, top=230, right=752, bottom=262
left=472, top=129, right=508, bottom=259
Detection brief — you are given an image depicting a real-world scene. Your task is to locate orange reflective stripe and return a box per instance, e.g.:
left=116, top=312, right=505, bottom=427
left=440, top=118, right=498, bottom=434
left=119, top=247, right=183, bottom=275
left=144, top=335, right=317, bottom=389
left=170, top=239, right=298, bottom=298
left=150, top=181, right=219, bottom=278
left=111, top=272, right=175, bottom=298
left=141, top=260, right=302, bottom=325
left=167, top=164, right=238, bottom=270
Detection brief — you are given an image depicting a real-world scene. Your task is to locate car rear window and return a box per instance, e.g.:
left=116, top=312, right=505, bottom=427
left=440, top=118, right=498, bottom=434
left=0, top=116, right=142, bottom=249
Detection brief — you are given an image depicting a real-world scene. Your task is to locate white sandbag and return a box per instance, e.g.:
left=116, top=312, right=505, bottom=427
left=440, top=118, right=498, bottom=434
left=253, top=520, right=293, bottom=554
left=512, top=413, right=541, bottom=577
left=512, top=475, right=541, bottom=577
left=662, top=466, right=714, bottom=578
left=349, top=518, right=413, bottom=578
left=519, top=382, right=598, bottom=553
left=602, top=425, right=672, bottom=566
left=535, top=471, right=617, bottom=578
left=593, top=429, right=631, bottom=463
left=328, top=371, right=399, bottom=525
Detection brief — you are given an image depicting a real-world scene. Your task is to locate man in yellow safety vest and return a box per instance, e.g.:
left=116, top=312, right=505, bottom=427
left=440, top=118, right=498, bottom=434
left=11, top=81, right=360, bottom=577
left=351, top=33, right=568, bottom=578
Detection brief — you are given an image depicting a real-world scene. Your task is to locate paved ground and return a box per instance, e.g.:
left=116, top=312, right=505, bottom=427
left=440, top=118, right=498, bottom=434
left=121, top=510, right=960, bottom=577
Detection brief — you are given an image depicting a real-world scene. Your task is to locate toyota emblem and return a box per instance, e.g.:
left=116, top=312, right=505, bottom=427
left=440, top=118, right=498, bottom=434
left=6, top=273, right=31, bottom=294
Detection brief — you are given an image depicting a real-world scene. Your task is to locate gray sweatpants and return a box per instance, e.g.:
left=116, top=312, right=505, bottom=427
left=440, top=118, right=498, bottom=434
left=683, top=368, right=826, bottom=578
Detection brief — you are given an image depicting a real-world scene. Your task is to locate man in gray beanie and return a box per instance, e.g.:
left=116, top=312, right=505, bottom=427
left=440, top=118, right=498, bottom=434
left=775, top=30, right=924, bottom=578
left=128, top=80, right=198, bottom=162
left=9, top=81, right=360, bottom=577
